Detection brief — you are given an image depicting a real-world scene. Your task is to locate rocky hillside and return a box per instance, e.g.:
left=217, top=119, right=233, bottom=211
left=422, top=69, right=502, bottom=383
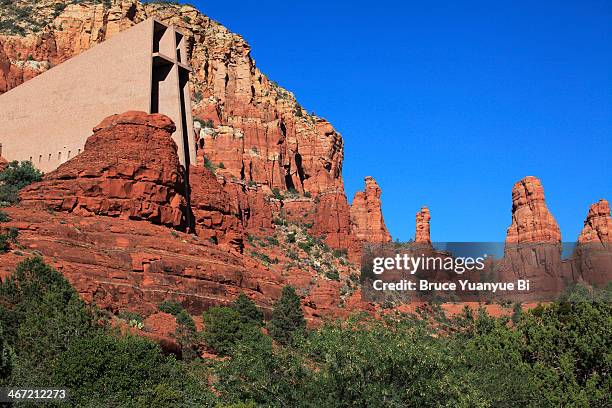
left=1, top=111, right=369, bottom=324
left=1, top=1, right=610, bottom=331
left=0, top=0, right=392, bottom=251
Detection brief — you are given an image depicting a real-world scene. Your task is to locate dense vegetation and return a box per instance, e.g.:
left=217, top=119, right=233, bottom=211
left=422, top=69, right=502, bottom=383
left=0, top=258, right=610, bottom=407
left=0, top=160, right=42, bottom=205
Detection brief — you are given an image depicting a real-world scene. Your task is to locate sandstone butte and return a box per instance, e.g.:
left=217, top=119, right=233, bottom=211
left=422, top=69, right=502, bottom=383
left=578, top=199, right=611, bottom=243
left=505, top=176, right=562, bottom=243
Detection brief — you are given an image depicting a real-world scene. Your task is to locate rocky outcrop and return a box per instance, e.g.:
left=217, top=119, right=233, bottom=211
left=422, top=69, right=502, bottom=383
left=350, top=177, right=391, bottom=243
left=578, top=199, right=611, bottom=243
left=505, top=176, right=561, bottom=243
left=415, top=206, right=431, bottom=243
left=312, top=190, right=353, bottom=248
left=189, top=164, right=244, bottom=251
left=19, top=111, right=186, bottom=228
left=501, top=177, right=564, bottom=300
left=0, top=155, right=7, bottom=172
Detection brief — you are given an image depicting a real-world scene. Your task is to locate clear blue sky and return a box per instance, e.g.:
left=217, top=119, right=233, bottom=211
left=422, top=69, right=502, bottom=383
left=187, top=0, right=611, bottom=242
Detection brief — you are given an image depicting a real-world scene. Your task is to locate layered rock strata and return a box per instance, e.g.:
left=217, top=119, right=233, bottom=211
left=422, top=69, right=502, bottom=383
left=578, top=199, right=611, bottom=243
left=19, top=111, right=186, bottom=228
left=505, top=176, right=561, bottom=243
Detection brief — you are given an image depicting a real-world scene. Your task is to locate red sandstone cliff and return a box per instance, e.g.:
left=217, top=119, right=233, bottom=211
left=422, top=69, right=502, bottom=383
left=0, top=0, right=344, bottom=195
left=505, top=176, right=561, bottom=243
left=578, top=199, right=611, bottom=243
left=2, top=111, right=367, bottom=324
left=0, top=0, right=387, bottom=252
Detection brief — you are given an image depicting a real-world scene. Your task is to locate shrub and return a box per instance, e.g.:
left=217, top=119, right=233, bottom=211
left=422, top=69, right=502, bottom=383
left=0, top=325, right=15, bottom=380
left=268, top=286, right=306, bottom=346
left=297, top=241, right=313, bottom=254
left=158, top=300, right=184, bottom=316
left=0, top=230, right=15, bottom=253
left=118, top=311, right=143, bottom=324
left=273, top=217, right=286, bottom=226
left=294, top=102, right=303, bottom=117
left=53, top=333, right=212, bottom=406
left=271, top=188, right=284, bottom=200
left=250, top=250, right=277, bottom=265
left=175, top=309, right=196, bottom=333
left=0, top=227, right=18, bottom=253
left=218, top=162, right=225, bottom=169
left=0, top=210, right=9, bottom=222
left=0, top=257, right=95, bottom=383
left=265, top=236, right=279, bottom=246
left=203, top=156, right=216, bottom=173
left=325, top=269, right=340, bottom=281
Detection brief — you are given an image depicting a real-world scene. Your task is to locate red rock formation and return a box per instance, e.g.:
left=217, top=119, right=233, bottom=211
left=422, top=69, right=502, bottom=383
left=0, top=1, right=359, bottom=252
left=19, top=111, right=186, bottom=228
left=350, top=177, right=391, bottom=243
left=578, top=199, right=611, bottom=243
left=0, top=0, right=346, bottom=196
left=189, top=164, right=244, bottom=251
left=0, top=2, right=387, bottom=325
left=415, top=206, right=431, bottom=243
left=506, top=176, right=561, bottom=243
left=0, top=155, right=7, bottom=172
left=312, top=190, right=353, bottom=249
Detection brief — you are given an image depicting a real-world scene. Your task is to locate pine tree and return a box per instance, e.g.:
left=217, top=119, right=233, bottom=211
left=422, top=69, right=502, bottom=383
left=268, top=286, right=306, bottom=345
left=231, top=293, right=263, bottom=327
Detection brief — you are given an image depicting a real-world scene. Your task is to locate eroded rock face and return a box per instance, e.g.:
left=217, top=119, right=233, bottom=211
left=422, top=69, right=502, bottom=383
left=312, top=190, right=353, bottom=249
left=578, top=199, right=611, bottom=243
left=19, top=111, right=186, bottom=228
left=350, top=177, right=391, bottom=243
left=189, top=164, right=244, bottom=251
left=506, top=176, right=561, bottom=243
left=0, top=155, right=7, bottom=172
left=0, top=0, right=361, bottom=252
left=415, top=207, right=431, bottom=243
left=0, top=0, right=345, bottom=195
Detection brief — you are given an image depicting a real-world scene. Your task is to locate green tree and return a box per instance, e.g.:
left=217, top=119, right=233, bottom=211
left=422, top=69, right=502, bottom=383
left=0, top=325, right=15, bottom=384
left=174, top=309, right=199, bottom=361
left=267, top=286, right=306, bottom=346
left=0, top=160, right=43, bottom=204
left=214, top=330, right=310, bottom=406
left=0, top=258, right=96, bottom=386
left=231, top=293, right=264, bottom=327
left=202, top=306, right=245, bottom=356
left=54, top=333, right=215, bottom=406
